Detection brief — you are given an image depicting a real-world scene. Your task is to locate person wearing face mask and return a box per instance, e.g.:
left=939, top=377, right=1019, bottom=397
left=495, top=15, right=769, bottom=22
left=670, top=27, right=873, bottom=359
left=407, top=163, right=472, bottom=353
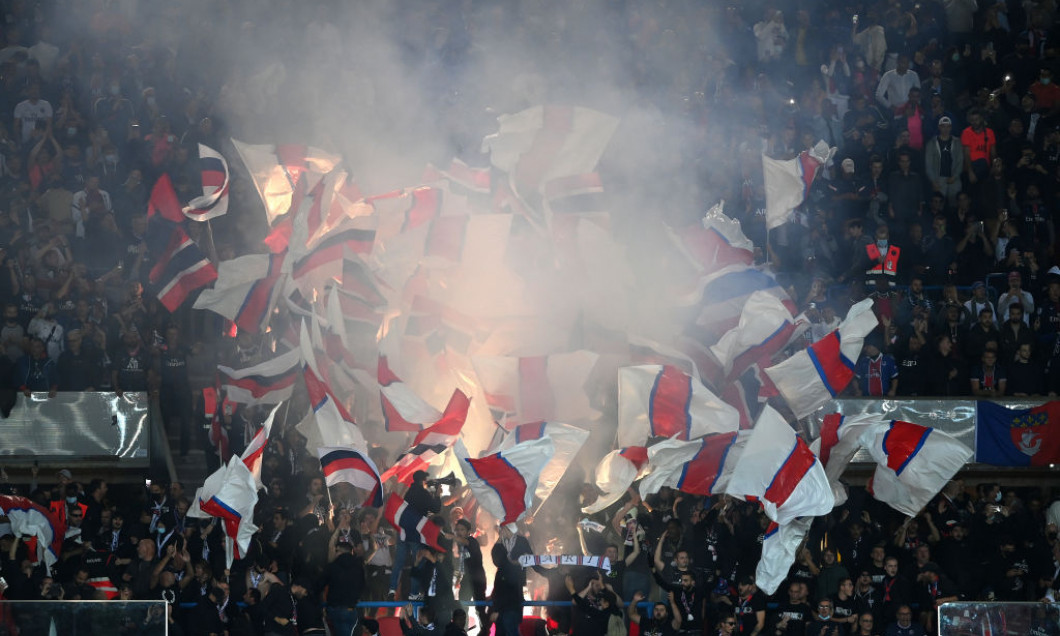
left=805, top=599, right=845, bottom=636
left=1030, top=67, right=1060, bottom=116
left=91, top=80, right=134, bottom=145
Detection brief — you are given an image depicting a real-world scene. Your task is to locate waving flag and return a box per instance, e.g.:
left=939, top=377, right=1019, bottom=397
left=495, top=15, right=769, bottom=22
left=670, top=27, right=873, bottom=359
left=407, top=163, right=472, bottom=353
left=217, top=347, right=300, bottom=405
left=757, top=517, right=813, bottom=595
left=0, top=495, right=65, bottom=571
left=710, top=290, right=796, bottom=380
left=183, top=143, right=230, bottom=221
left=669, top=202, right=754, bottom=275
left=456, top=436, right=555, bottom=526
left=318, top=447, right=383, bottom=507
left=637, top=433, right=745, bottom=499
left=189, top=457, right=259, bottom=568
left=582, top=446, right=649, bottom=514
left=382, top=493, right=447, bottom=552
left=685, top=265, right=795, bottom=339
left=147, top=224, right=217, bottom=312
left=763, top=141, right=831, bottom=230
left=424, top=157, right=491, bottom=195
left=193, top=252, right=287, bottom=334
left=765, top=298, right=878, bottom=419
left=975, top=401, right=1060, bottom=467
left=380, top=389, right=471, bottom=484
left=241, top=403, right=282, bottom=490
left=809, top=412, right=878, bottom=507
left=725, top=406, right=834, bottom=524
left=859, top=421, right=972, bottom=517
left=231, top=140, right=341, bottom=227
left=499, top=421, right=589, bottom=505
left=203, top=386, right=232, bottom=460
left=472, top=351, right=600, bottom=425
left=379, top=355, right=446, bottom=432
left=617, top=364, right=740, bottom=448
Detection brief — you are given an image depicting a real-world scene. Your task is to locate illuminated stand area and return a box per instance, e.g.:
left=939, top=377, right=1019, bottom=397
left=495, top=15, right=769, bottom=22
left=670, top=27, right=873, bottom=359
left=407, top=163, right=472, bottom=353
left=939, top=602, right=1060, bottom=635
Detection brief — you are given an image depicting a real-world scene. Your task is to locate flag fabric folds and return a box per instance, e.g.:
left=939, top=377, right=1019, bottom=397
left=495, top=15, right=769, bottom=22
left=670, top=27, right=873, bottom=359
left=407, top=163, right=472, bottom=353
left=582, top=446, right=649, bottom=514
left=183, top=143, right=230, bottom=221
left=0, top=495, right=65, bottom=571
left=382, top=493, right=447, bottom=552
left=762, top=141, right=831, bottom=230
left=379, top=390, right=470, bottom=484
left=193, top=252, right=287, bottom=334
left=318, top=447, right=384, bottom=507
left=499, top=421, right=589, bottom=504
left=764, top=298, right=878, bottom=419
left=147, top=224, right=217, bottom=312
left=725, top=406, right=834, bottom=525
left=710, top=290, right=796, bottom=380
left=617, top=364, right=740, bottom=448
left=241, top=403, right=282, bottom=490
left=809, top=412, right=878, bottom=507
left=637, top=433, right=744, bottom=499
left=669, top=202, right=754, bottom=275
left=231, top=140, right=342, bottom=227
left=457, top=436, right=555, bottom=526
left=757, top=517, right=813, bottom=595
left=859, top=420, right=972, bottom=517
left=189, top=457, right=259, bottom=569
left=378, top=355, right=444, bottom=432
left=975, top=401, right=1060, bottom=467
left=471, top=351, right=600, bottom=425
left=217, top=347, right=300, bottom=405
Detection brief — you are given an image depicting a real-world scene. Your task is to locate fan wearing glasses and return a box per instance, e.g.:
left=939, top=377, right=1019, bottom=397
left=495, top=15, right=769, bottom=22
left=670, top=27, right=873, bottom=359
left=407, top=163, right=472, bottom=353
left=713, top=614, right=738, bottom=636
left=805, top=600, right=847, bottom=636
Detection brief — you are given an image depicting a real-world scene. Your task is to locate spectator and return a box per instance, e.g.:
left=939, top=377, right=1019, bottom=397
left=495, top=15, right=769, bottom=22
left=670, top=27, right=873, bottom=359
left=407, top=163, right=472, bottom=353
left=816, top=547, right=850, bottom=600
left=732, top=575, right=767, bottom=636
left=876, top=56, right=920, bottom=111
left=882, top=605, right=925, bottom=636
left=999, top=303, right=1035, bottom=363
left=886, top=151, right=925, bottom=238
left=391, top=470, right=441, bottom=600
left=970, top=348, right=1007, bottom=397
left=964, top=307, right=1001, bottom=361
left=853, top=612, right=879, bottom=636
left=923, top=116, right=963, bottom=206
left=771, top=580, right=813, bottom=636
left=491, top=524, right=532, bottom=636
left=13, top=83, right=52, bottom=144
left=1007, top=343, right=1043, bottom=396
left=805, top=598, right=844, bottom=636
left=997, top=273, right=1035, bottom=323
left=15, top=337, right=57, bottom=396
left=833, top=577, right=859, bottom=629
left=920, top=215, right=956, bottom=285
left=960, top=109, right=997, bottom=188
left=854, top=336, right=898, bottom=397
left=963, top=282, right=997, bottom=327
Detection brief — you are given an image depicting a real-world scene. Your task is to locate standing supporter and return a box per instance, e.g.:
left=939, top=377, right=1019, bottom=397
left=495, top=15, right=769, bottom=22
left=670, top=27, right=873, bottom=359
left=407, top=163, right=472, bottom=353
left=453, top=518, right=486, bottom=629
left=833, top=578, right=858, bottom=629
left=390, top=470, right=441, bottom=600
left=878, top=558, right=911, bottom=625
left=111, top=328, right=152, bottom=396
left=490, top=524, right=532, bottom=636
left=882, top=605, right=924, bottom=636
left=854, top=336, right=898, bottom=397
left=731, top=575, right=767, bottom=635
left=876, top=56, right=920, bottom=111
left=923, top=116, right=962, bottom=206
left=157, top=324, right=193, bottom=458
left=960, top=109, right=997, bottom=188
left=770, top=580, right=813, bottom=636
left=653, top=569, right=706, bottom=635
left=630, top=590, right=681, bottom=636
left=999, top=303, right=1035, bottom=362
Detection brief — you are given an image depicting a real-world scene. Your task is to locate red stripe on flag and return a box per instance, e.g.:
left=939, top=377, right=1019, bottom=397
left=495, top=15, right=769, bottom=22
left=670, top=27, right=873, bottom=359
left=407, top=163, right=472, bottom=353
left=513, top=106, right=574, bottom=194
left=466, top=453, right=527, bottom=524
left=678, top=432, right=737, bottom=495
left=818, top=413, right=843, bottom=467
left=649, top=365, right=693, bottom=440
left=881, top=420, right=930, bottom=475
left=763, top=438, right=817, bottom=508
left=406, top=187, right=441, bottom=230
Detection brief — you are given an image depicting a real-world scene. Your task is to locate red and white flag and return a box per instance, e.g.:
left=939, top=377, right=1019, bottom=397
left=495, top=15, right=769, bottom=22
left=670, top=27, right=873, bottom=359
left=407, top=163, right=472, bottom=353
left=379, top=355, right=449, bottom=432
left=189, top=457, right=259, bottom=568
left=757, top=517, right=813, bottom=595
left=217, top=347, right=300, bottom=406
left=318, top=447, right=383, bottom=507
left=0, top=495, right=65, bottom=572
left=499, top=421, right=589, bottom=506
left=710, top=290, right=797, bottom=380
left=617, top=364, right=739, bottom=448
left=193, top=252, right=287, bottom=334
left=471, top=351, right=600, bottom=425
left=637, top=432, right=746, bottom=499
left=859, top=421, right=972, bottom=517
left=379, top=390, right=471, bottom=484
left=183, top=143, right=230, bottom=221
left=724, top=406, right=834, bottom=525
left=765, top=298, right=878, bottom=419
left=763, top=141, right=832, bottom=230
left=582, top=447, right=649, bottom=514
left=456, top=436, right=555, bottom=527
left=231, top=140, right=341, bottom=227
left=240, top=403, right=282, bottom=491
left=809, top=412, right=879, bottom=507
left=668, top=202, right=754, bottom=275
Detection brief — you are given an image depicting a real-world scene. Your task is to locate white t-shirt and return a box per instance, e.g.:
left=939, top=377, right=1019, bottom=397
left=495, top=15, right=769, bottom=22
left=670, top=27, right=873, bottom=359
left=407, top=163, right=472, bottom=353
left=14, top=98, right=53, bottom=143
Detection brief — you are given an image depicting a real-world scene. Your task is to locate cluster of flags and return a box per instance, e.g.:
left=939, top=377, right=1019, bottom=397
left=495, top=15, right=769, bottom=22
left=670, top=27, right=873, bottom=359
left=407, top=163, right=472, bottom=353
left=168, top=111, right=980, bottom=585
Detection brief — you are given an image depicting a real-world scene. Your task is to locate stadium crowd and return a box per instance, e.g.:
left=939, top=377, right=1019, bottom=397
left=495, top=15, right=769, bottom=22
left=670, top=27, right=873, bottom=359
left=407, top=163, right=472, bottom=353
left=0, top=0, right=1059, bottom=635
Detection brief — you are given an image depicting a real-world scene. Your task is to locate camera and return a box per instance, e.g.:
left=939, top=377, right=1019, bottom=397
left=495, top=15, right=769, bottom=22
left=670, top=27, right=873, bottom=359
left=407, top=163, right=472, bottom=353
left=427, top=473, right=459, bottom=489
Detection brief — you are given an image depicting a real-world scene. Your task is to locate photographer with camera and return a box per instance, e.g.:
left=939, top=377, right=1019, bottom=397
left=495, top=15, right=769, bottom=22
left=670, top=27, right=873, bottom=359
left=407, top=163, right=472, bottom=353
left=389, top=470, right=441, bottom=601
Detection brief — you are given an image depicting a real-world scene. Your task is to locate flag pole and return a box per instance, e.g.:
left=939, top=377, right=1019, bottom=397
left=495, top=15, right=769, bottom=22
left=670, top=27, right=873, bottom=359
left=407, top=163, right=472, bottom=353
left=204, top=219, right=221, bottom=265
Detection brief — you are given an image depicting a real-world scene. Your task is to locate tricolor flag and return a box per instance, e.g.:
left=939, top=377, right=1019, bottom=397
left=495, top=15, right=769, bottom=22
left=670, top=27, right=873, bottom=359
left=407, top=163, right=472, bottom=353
left=424, top=157, right=491, bottom=195
left=382, top=493, right=447, bottom=552
left=0, top=495, right=65, bottom=572
left=685, top=265, right=795, bottom=340
left=203, top=386, right=232, bottom=460
left=582, top=446, right=649, bottom=514
left=809, top=412, right=878, bottom=507
left=481, top=105, right=619, bottom=203
left=975, top=401, right=1060, bottom=467
left=617, top=364, right=740, bottom=448
left=757, top=517, right=813, bottom=595
left=765, top=298, right=878, bottom=419
left=217, top=347, right=300, bottom=406
left=724, top=406, right=834, bottom=525
left=188, top=457, right=259, bottom=568
left=668, top=202, right=754, bottom=275
left=379, top=355, right=447, bottom=432
left=240, top=403, right=282, bottom=490
left=710, top=291, right=796, bottom=381
left=193, top=252, right=287, bottom=334
left=499, top=421, right=589, bottom=506
left=183, top=144, right=230, bottom=221
left=231, top=140, right=342, bottom=227
left=637, top=433, right=745, bottom=499
left=147, top=223, right=217, bottom=312
left=456, top=436, right=555, bottom=526
left=763, top=141, right=832, bottom=230
left=379, top=389, right=470, bottom=484
left=318, top=447, right=383, bottom=508
left=859, top=421, right=972, bottom=517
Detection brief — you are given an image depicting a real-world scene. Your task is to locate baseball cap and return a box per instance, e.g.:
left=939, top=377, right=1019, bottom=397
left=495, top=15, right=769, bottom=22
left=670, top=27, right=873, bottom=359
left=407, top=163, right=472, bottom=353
left=841, top=158, right=855, bottom=173
left=939, top=116, right=953, bottom=125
